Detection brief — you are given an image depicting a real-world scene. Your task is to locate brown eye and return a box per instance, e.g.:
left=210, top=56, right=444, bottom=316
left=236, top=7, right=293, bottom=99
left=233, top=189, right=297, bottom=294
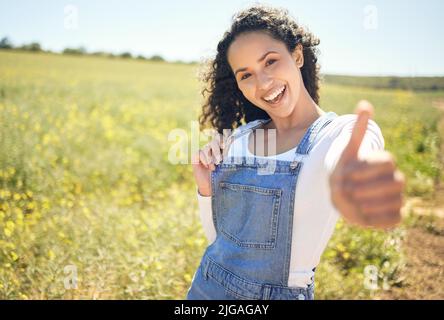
left=240, top=73, right=251, bottom=80
left=239, top=60, right=276, bottom=81
left=266, top=59, right=276, bottom=66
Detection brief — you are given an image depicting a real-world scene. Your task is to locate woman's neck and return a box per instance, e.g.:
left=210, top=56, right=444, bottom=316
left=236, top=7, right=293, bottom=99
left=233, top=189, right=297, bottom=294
left=264, top=86, right=324, bottom=135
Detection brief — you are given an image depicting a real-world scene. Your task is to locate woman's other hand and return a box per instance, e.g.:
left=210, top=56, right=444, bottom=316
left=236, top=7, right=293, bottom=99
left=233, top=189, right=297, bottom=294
left=191, top=132, right=233, bottom=197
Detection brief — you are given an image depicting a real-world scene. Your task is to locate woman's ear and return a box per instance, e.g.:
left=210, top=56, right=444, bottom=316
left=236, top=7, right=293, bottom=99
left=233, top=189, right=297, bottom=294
left=292, top=43, right=304, bottom=68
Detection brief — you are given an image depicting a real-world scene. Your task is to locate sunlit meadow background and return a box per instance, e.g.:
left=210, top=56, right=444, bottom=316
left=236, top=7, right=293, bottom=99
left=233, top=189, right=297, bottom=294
left=0, top=50, right=443, bottom=299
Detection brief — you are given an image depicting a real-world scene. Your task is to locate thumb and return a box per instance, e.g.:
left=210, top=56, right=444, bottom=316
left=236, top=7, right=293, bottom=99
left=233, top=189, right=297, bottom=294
left=340, top=100, right=374, bottom=164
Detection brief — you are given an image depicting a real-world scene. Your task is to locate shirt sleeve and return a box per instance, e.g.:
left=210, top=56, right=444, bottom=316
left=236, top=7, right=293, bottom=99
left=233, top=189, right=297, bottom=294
left=196, top=187, right=216, bottom=245
left=324, top=116, right=385, bottom=216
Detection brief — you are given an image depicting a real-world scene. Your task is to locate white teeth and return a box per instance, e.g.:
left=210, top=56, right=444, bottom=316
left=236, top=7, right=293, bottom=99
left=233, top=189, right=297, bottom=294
left=264, top=86, right=285, bottom=102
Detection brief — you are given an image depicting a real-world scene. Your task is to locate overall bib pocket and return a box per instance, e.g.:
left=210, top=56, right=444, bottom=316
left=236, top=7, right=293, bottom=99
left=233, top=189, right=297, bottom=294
left=218, top=181, right=282, bottom=249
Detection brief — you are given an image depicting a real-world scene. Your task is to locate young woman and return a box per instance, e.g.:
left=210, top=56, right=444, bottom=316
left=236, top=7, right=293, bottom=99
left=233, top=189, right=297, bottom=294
left=188, top=4, right=405, bottom=300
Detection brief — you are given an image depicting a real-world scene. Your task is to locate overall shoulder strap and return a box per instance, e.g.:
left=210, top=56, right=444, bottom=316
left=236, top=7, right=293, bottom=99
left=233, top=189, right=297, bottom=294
left=293, top=111, right=338, bottom=159
left=229, top=119, right=270, bottom=141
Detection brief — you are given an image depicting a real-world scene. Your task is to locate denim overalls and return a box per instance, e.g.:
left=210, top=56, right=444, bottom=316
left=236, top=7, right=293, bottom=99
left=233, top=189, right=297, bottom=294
left=186, top=111, right=338, bottom=300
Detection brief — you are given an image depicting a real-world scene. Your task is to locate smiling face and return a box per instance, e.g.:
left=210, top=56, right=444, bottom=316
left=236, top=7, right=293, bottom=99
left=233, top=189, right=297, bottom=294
left=227, top=31, right=304, bottom=118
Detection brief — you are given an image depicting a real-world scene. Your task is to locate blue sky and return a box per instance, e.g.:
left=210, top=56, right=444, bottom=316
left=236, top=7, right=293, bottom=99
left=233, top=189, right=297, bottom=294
left=1, top=0, right=443, bottom=76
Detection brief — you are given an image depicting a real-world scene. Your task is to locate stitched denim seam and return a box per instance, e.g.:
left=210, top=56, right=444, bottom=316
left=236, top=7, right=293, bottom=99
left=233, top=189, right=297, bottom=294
left=219, top=181, right=281, bottom=195
left=223, top=285, right=255, bottom=300
left=206, top=257, right=262, bottom=300
left=206, top=256, right=313, bottom=300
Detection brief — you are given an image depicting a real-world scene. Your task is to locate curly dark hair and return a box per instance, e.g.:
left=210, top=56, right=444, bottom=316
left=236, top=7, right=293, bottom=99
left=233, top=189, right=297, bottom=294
left=198, top=4, right=321, bottom=134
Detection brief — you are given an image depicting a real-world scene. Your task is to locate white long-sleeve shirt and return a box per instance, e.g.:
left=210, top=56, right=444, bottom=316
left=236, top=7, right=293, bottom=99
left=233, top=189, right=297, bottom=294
left=196, top=114, right=385, bottom=288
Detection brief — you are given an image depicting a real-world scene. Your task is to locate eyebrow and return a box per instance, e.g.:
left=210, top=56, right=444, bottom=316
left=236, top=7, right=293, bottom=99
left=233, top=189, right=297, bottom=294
left=234, top=51, right=278, bottom=76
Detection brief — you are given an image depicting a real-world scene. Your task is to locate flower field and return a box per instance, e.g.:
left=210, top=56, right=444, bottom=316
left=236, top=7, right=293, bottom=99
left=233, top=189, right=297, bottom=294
left=0, top=50, right=442, bottom=299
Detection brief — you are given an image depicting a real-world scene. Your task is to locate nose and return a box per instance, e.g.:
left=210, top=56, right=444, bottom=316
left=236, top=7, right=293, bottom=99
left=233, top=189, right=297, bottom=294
left=256, top=71, right=273, bottom=92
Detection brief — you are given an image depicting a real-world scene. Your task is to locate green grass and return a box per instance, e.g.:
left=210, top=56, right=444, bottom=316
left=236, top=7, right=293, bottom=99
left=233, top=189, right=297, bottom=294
left=0, top=50, right=442, bottom=299
left=323, top=74, right=444, bottom=91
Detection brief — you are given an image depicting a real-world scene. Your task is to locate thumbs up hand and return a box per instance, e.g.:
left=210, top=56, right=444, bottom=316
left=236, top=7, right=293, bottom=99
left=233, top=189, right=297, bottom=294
left=329, top=100, right=406, bottom=229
